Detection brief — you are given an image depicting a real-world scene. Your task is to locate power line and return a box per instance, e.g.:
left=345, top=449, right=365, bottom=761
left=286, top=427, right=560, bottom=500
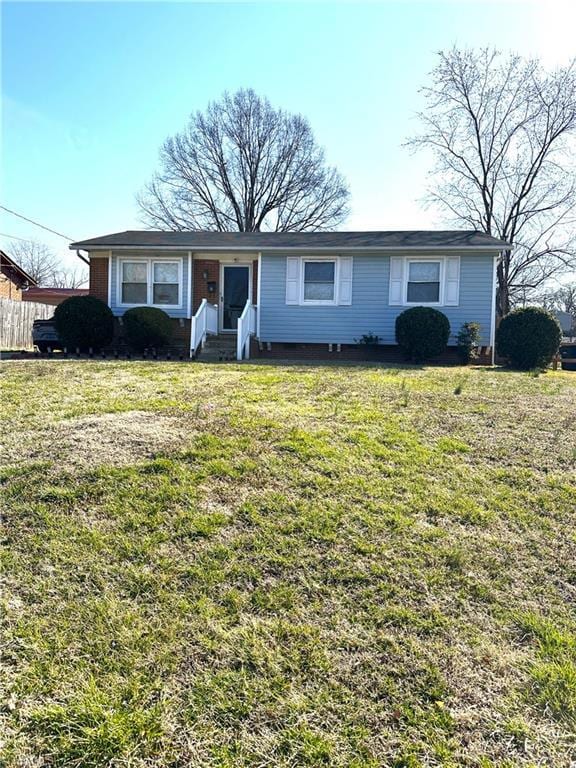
left=0, top=205, right=74, bottom=242
left=0, top=232, right=31, bottom=242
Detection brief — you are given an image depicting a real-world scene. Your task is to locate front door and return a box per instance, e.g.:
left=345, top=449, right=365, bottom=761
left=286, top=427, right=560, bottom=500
left=221, top=265, right=250, bottom=332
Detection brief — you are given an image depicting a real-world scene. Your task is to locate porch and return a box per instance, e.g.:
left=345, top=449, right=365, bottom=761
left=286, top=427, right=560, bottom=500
left=189, top=256, right=259, bottom=360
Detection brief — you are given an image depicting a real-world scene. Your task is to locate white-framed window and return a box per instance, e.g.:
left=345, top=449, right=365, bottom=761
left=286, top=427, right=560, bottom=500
left=389, top=255, right=460, bottom=307
left=121, top=261, right=148, bottom=304
left=152, top=262, right=179, bottom=305
left=118, top=258, right=182, bottom=308
left=285, top=256, right=353, bottom=306
left=405, top=260, right=442, bottom=305
left=302, top=259, right=337, bottom=304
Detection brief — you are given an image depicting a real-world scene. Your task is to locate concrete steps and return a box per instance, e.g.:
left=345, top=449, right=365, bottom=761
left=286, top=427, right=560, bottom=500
left=198, top=334, right=237, bottom=362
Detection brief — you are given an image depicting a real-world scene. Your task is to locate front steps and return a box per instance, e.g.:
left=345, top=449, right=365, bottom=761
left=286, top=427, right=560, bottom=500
left=197, top=334, right=237, bottom=362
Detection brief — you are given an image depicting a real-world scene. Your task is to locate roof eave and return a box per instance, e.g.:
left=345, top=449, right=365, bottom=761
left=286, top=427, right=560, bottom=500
left=71, top=243, right=511, bottom=252
left=0, top=250, right=38, bottom=286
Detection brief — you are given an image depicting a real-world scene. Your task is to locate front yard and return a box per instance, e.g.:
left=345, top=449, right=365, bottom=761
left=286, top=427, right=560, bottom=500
left=1, top=361, right=575, bottom=767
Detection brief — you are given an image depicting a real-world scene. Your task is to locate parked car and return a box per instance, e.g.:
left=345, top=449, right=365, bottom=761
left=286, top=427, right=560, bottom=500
left=32, top=318, right=62, bottom=352
left=559, top=343, right=576, bottom=371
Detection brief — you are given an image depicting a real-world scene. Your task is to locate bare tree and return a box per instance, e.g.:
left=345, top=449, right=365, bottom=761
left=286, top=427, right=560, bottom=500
left=8, top=239, right=60, bottom=285
left=7, top=239, right=87, bottom=287
left=537, top=283, right=576, bottom=333
left=51, top=266, right=88, bottom=289
left=138, top=89, right=350, bottom=232
left=409, top=48, right=576, bottom=317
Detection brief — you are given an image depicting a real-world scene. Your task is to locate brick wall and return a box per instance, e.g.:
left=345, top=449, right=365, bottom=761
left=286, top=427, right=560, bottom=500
left=92, top=257, right=261, bottom=316
left=109, top=317, right=191, bottom=354
left=193, top=260, right=219, bottom=312
left=193, top=259, right=259, bottom=313
left=0, top=275, right=22, bottom=300
left=252, top=260, right=258, bottom=304
left=250, top=341, right=493, bottom=365
left=89, top=257, right=109, bottom=303
left=171, top=318, right=192, bottom=346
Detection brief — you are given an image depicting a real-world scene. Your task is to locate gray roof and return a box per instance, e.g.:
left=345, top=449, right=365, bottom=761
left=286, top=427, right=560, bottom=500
left=71, top=229, right=509, bottom=251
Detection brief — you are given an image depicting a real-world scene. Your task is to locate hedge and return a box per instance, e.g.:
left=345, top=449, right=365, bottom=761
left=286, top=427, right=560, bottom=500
left=122, top=307, right=173, bottom=351
left=54, top=296, right=114, bottom=351
left=395, top=306, right=450, bottom=361
left=496, top=307, right=562, bottom=370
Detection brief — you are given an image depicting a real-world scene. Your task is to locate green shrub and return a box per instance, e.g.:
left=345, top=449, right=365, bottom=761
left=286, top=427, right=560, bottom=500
left=54, top=296, right=114, bottom=351
left=496, top=307, right=562, bottom=370
left=395, top=307, right=450, bottom=362
left=123, top=307, right=173, bottom=351
left=456, top=322, right=481, bottom=364
left=355, top=332, right=381, bottom=345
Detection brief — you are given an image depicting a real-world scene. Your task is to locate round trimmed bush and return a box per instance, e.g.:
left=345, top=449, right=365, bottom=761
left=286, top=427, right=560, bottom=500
left=123, top=307, right=173, bottom=351
left=54, top=296, right=114, bottom=351
left=496, top=307, right=562, bottom=370
left=395, top=306, right=451, bottom=361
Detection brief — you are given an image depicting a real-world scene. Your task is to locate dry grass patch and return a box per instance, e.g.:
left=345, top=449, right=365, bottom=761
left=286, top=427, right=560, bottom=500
left=1, top=360, right=575, bottom=767
left=2, top=410, right=203, bottom=470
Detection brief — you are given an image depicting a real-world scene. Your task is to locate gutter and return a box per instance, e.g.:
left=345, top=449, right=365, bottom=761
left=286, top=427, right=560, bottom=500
left=76, top=249, right=90, bottom=265
left=490, top=250, right=507, bottom=366
left=69, top=244, right=510, bottom=253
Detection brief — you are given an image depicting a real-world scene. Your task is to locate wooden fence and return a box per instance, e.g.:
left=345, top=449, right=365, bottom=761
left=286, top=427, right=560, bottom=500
left=0, top=299, right=53, bottom=350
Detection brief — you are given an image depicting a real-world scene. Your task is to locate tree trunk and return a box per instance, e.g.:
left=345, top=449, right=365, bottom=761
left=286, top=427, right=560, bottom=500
left=496, top=256, right=510, bottom=319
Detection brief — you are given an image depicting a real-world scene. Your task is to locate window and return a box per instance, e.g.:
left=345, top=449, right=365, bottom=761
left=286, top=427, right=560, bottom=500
left=119, top=259, right=181, bottom=307
left=389, top=256, right=460, bottom=308
left=121, top=262, right=147, bottom=304
left=406, top=261, right=441, bottom=303
left=303, top=260, right=336, bottom=303
left=286, top=256, right=352, bottom=306
left=153, top=262, right=179, bottom=305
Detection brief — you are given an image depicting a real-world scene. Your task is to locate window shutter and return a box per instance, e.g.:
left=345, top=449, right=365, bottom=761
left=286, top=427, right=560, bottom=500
left=444, top=256, right=460, bottom=306
left=338, top=257, right=353, bottom=305
left=389, top=257, right=404, bottom=305
left=285, top=257, right=300, bottom=304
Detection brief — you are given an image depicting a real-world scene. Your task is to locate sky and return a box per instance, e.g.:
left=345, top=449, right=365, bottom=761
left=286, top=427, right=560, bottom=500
left=1, top=0, right=575, bottom=276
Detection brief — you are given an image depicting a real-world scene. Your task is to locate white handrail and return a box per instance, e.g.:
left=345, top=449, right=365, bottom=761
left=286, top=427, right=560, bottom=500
left=237, top=300, right=257, bottom=360
left=190, top=299, right=218, bottom=357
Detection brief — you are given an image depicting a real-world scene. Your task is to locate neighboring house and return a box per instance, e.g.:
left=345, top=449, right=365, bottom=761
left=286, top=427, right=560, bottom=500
left=554, top=310, right=575, bottom=338
left=70, top=230, right=508, bottom=361
left=0, top=250, right=37, bottom=301
left=22, top=287, right=89, bottom=306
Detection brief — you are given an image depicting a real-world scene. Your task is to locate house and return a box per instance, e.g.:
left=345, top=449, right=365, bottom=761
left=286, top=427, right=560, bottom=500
left=22, top=286, right=89, bottom=306
left=0, top=250, right=37, bottom=301
left=70, top=230, right=508, bottom=361
left=554, top=310, right=574, bottom=338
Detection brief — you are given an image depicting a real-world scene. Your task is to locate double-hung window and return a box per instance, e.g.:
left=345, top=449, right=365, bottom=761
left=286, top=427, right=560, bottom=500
left=120, top=259, right=181, bottom=307
left=121, top=262, right=148, bottom=304
left=406, top=261, right=441, bottom=304
left=302, top=260, right=336, bottom=303
left=152, top=262, right=179, bottom=305
left=389, top=255, right=460, bottom=307
left=286, top=255, right=352, bottom=306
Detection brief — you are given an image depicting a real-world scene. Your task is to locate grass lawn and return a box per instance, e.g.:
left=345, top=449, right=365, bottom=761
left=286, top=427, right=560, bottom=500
left=1, top=360, right=575, bottom=767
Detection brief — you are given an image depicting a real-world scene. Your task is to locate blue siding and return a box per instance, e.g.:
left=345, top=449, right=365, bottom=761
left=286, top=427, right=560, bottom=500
left=110, top=252, right=190, bottom=319
left=259, top=252, right=495, bottom=346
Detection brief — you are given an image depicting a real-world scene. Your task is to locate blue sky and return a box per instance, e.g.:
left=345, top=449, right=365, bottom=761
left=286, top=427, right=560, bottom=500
left=1, top=0, right=574, bottom=272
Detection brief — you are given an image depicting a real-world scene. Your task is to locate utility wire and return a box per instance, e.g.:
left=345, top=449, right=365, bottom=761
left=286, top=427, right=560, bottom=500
left=0, top=231, right=31, bottom=242
left=0, top=205, right=74, bottom=242
left=0, top=210, right=88, bottom=264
